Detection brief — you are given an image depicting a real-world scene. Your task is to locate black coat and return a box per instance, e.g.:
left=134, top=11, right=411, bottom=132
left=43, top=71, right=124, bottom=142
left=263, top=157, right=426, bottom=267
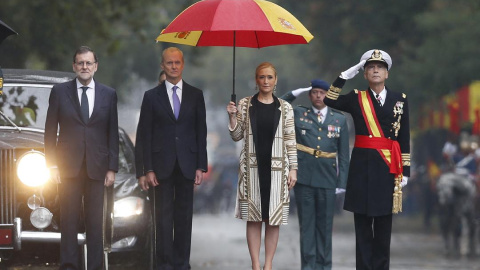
left=324, top=78, right=410, bottom=216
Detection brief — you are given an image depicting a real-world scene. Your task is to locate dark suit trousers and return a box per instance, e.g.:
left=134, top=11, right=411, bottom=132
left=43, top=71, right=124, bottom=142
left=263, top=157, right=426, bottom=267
left=154, top=161, right=194, bottom=270
left=295, top=183, right=335, bottom=270
left=60, top=161, right=104, bottom=270
left=354, top=213, right=392, bottom=270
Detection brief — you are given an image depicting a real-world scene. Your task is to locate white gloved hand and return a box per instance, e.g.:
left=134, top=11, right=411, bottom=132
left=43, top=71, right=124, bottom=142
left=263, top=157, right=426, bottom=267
left=292, top=86, right=312, bottom=97
left=401, top=176, right=408, bottom=188
left=335, top=188, right=346, bottom=194
left=339, top=60, right=366, bottom=80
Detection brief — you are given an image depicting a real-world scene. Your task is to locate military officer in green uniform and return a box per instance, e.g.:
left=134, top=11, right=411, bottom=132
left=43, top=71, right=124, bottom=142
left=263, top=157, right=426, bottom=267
left=281, top=79, right=350, bottom=270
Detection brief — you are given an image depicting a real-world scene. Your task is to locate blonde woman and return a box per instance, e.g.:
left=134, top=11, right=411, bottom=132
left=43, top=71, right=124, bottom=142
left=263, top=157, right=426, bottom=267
left=226, top=62, right=298, bottom=270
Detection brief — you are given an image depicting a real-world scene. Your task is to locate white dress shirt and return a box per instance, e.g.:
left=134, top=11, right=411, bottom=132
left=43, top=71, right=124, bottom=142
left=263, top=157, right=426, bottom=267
left=165, top=80, right=183, bottom=111
left=76, top=79, right=95, bottom=118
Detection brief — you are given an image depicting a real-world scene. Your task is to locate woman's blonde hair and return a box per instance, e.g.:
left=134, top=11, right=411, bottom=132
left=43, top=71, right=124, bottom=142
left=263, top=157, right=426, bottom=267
left=255, top=62, right=277, bottom=78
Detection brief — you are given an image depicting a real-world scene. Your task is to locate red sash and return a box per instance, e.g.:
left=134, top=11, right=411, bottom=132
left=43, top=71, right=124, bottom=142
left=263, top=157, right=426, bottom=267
left=356, top=91, right=403, bottom=177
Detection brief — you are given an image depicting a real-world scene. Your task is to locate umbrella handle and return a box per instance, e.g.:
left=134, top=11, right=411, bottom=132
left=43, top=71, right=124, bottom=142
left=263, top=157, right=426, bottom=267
left=231, top=94, right=236, bottom=103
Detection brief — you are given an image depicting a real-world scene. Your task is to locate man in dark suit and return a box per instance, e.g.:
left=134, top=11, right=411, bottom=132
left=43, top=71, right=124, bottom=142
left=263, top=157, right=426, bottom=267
left=44, top=46, right=119, bottom=270
left=324, top=49, right=410, bottom=270
left=136, top=69, right=166, bottom=187
left=136, top=47, right=207, bottom=270
left=281, top=79, right=350, bottom=270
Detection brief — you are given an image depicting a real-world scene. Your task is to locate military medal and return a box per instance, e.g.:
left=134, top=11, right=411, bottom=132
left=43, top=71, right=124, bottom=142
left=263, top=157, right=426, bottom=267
left=393, top=101, right=404, bottom=117
left=392, top=101, right=404, bottom=137
left=327, top=125, right=333, bottom=138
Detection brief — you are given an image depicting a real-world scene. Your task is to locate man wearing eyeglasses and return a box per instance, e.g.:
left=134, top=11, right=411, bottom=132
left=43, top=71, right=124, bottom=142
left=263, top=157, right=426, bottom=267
left=45, top=46, right=119, bottom=270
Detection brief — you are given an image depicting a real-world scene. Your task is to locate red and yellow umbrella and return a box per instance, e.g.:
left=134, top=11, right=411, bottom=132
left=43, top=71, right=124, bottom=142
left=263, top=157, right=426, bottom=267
left=156, top=0, right=314, bottom=101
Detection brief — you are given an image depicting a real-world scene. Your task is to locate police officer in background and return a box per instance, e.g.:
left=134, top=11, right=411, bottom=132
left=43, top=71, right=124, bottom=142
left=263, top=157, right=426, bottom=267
left=281, top=79, right=349, bottom=270
left=323, top=49, right=410, bottom=270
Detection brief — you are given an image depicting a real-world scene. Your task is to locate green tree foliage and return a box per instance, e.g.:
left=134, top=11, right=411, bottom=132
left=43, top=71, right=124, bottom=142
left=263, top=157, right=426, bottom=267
left=2, top=0, right=480, bottom=122
left=396, top=0, right=480, bottom=107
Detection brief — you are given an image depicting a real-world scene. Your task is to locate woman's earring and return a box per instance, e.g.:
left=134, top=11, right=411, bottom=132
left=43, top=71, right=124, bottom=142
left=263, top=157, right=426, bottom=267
left=274, top=85, right=277, bottom=94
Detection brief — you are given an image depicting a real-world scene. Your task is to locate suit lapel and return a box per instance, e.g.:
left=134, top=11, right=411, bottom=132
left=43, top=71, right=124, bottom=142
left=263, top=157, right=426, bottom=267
left=177, top=82, right=192, bottom=121
left=323, top=108, right=334, bottom=125
left=89, top=81, right=105, bottom=122
left=156, top=82, right=176, bottom=121
left=65, top=79, right=83, bottom=120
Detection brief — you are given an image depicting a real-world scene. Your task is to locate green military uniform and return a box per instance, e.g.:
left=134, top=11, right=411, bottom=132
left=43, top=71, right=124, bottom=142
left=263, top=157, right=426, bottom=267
left=281, top=89, right=349, bottom=270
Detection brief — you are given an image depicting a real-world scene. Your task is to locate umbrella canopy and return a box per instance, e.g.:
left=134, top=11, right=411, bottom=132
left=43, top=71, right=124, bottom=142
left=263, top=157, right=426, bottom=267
left=157, top=0, right=313, bottom=48
left=0, top=19, right=18, bottom=45
left=156, top=0, right=313, bottom=47
left=155, top=0, right=313, bottom=101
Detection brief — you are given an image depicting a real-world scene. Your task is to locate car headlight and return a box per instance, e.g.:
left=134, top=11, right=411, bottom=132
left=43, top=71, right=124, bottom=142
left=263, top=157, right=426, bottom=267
left=17, top=150, right=50, bottom=187
left=114, top=197, right=144, bottom=218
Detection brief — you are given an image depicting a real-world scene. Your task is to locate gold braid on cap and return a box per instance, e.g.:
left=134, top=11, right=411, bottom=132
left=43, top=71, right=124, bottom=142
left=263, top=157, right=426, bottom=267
left=326, top=85, right=342, bottom=100
left=369, top=49, right=385, bottom=62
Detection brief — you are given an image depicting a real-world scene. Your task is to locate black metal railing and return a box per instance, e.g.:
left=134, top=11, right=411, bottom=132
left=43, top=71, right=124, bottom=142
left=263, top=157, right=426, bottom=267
left=0, top=149, right=15, bottom=224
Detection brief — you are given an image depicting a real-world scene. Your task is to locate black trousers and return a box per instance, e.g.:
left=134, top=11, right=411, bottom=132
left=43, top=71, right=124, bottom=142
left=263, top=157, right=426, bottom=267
left=60, top=161, right=104, bottom=270
left=354, top=213, right=392, bottom=270
left=154, top=161, right=194, bottom=270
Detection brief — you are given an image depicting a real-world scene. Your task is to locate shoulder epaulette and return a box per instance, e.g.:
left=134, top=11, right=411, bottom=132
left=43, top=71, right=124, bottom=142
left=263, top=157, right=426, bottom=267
left=402, top=93, right=406, bottom=98
left=298, top=105, right=309, bottom=109
left=354, top=89, right=359, bottom=94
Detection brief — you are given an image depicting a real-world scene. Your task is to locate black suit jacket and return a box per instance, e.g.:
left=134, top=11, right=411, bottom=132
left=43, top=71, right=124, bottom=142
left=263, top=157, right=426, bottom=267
left=137, top=81, right=207, bottom=180
left=44, top=79, right=119, bottom=181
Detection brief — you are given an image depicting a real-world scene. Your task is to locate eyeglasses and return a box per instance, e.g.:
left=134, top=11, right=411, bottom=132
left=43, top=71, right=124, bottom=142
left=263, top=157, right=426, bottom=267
left=74, top=61, right=96, bottom=67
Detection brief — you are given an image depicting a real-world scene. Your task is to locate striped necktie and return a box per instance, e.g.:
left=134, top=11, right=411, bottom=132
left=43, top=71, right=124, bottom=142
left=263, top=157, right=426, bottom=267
left=376, top=94, right=383, bottom=106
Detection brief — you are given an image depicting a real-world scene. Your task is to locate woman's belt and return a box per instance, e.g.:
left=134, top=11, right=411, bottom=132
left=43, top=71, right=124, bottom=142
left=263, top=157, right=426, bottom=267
left=297, top=143, right=337, bottom=158
left=354, top=135, right=403, bottom=175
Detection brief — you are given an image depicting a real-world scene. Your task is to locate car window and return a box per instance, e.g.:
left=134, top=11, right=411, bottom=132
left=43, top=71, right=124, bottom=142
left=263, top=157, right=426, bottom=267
left=0, top=85, right=50, bottom=128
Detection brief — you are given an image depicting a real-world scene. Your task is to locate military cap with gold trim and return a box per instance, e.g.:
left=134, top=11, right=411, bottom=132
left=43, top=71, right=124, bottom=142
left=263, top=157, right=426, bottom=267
left=361, top=49, right=392, bottom=70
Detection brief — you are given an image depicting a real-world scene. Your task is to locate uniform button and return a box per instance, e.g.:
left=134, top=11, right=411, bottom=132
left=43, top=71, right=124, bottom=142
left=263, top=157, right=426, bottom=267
left=317, top=146, right=320, bottom=149
left=333, top=163, right=336, bottom=167
left=319, top=128, right=322, bottom=131
left=175, top=137, right=179, bottom=140
left=369, top=135, right=372, bottom=138
left=388, top=137, right=391, bottom=139
left=318, top=137, right=321, bottom=140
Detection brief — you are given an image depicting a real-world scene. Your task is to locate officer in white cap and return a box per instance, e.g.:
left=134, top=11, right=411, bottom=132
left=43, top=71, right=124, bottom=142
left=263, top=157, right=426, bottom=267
left=324, top=49, right=410, bottom=270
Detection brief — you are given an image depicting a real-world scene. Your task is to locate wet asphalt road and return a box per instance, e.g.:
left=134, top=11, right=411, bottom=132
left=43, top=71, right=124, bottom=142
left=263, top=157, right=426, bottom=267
left=4, top=212, right=480, bottom=270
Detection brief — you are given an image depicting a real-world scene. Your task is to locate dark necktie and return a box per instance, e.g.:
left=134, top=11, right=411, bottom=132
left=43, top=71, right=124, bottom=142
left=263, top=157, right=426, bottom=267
left=376, top=94, right=383, bottom=106
left=81, top=86, right=89, bottom=123
left=172, top=86, right=181, bottom=119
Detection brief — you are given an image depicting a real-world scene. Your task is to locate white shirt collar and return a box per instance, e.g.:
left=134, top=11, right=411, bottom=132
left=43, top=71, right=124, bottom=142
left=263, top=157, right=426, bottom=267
left=76, top=79, right=95, bottom=90
left=165, top=80, right=183, bottom=92
left=370, top=87, right=386, bottom=105
left=312, top=106, right=328, bottom=116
